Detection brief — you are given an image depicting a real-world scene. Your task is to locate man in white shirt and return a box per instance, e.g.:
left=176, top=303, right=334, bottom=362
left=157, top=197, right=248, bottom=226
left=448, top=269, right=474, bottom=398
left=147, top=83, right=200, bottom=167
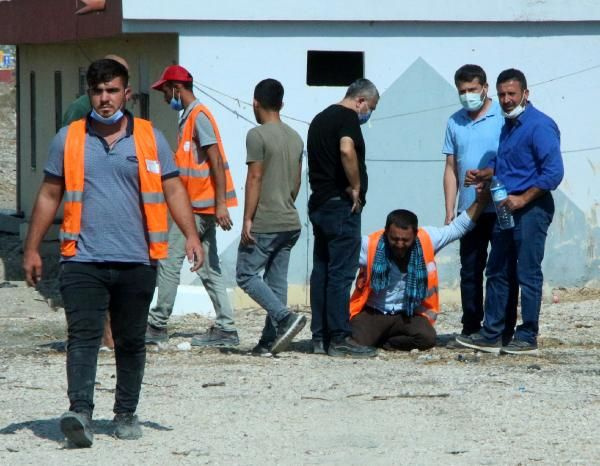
left=349, top=193, right=487, bottom=351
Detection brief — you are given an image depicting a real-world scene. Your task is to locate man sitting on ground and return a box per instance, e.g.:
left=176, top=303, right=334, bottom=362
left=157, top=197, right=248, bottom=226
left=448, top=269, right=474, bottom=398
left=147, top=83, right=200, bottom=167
left=349, top=192, right=487, bottom=351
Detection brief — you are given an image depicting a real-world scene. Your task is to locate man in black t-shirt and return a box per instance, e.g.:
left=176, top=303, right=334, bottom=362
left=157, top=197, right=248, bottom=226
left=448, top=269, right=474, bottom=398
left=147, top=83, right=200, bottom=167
left=307, top=78, right=379, bottom=358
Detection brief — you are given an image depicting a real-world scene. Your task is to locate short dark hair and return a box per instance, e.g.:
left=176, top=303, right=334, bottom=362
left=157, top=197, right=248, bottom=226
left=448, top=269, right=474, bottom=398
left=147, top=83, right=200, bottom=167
left=254, top=78, right=284, bottom=111
left=87, top=58, right=129, bottom=88
left=496, top=68, right=527, bottom=90
left=385, top=209, right=419, bottom=233
left=454, top=64, right=487, bottom=86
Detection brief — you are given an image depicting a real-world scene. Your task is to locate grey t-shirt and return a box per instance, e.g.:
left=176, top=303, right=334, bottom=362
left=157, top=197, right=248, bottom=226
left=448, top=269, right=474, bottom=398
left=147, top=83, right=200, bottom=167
left=246, top=121, right=303, bottom=233
left=45, top=115, right=178, bottom=264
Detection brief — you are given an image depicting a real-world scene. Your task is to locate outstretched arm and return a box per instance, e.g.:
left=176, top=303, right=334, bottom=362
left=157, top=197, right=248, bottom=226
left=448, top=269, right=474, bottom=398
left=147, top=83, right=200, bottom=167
left=425, top=189, right=489, bottom=254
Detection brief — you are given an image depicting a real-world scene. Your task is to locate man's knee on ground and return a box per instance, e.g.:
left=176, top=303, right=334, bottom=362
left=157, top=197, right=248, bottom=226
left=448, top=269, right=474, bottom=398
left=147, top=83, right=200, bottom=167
left=383, top=324, right=437, bottom=351
left=414, top=326, right=436, bottom=350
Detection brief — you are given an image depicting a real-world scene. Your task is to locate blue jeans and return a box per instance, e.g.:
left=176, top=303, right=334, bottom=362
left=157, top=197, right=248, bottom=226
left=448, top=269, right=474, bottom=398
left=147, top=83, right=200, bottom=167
left=481, top=193, right=554, bottom=344
left=60, top=262, right=156, bottom=416
left=459, top=212, right=518, bottom=342
left=236, top=230, right=301, bottom=345
left=309, top=199, right=361, bottom=343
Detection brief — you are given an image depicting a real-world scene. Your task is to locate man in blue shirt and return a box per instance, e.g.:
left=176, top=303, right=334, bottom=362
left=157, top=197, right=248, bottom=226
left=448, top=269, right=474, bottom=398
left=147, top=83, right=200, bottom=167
left=443, top=64, right=517, bottom=341
left=457, top=68, right=564, bottom=354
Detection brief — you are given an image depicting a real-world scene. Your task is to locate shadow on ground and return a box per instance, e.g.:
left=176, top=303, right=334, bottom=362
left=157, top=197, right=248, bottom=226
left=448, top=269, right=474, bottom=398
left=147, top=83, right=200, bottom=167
left=0, top=417, right=174, bottom=445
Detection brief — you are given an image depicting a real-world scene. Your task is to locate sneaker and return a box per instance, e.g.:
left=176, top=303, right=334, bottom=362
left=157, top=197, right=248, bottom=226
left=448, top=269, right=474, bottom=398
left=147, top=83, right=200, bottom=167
left=191, top=327, right=240, bottom=347
left=312, top=339, right=327, bottom=355
left=455, top=332, right=501, bottom=354
left=327, top=336, right=378, bottom=358
left=60, top=411, right=93, bottom=448
left=251, top=342, right=273, bottom=357
left=145, top=324, right=168, bottom=345
left=113, top=413, right=142, bottom=440
left=270, top=312, right=307, bottom=354
left=501, top=339, right=538, bottom=355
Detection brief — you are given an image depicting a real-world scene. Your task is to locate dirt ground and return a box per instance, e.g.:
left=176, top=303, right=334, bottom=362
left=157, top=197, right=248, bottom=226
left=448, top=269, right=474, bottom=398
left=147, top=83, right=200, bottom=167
left=0, top=282, right=598, bottom=465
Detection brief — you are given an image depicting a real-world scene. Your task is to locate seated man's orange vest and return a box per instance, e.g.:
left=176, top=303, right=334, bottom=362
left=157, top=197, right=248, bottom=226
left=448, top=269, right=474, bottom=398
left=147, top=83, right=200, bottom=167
left=349, top=228, right=440, bottom=325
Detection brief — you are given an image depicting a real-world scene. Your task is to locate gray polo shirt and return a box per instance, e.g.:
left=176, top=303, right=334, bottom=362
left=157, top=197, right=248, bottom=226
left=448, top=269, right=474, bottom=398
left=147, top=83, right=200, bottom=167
left=45, top=113, right=178, bottom=264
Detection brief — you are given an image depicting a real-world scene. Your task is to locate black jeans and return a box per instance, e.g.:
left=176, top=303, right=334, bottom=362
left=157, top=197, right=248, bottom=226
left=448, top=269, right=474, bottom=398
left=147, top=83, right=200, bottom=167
left=309, top=198, right=361, bottom=343
left=60, top=262, right=157, bottom=416
left=459, top=212, right=518, bottom=341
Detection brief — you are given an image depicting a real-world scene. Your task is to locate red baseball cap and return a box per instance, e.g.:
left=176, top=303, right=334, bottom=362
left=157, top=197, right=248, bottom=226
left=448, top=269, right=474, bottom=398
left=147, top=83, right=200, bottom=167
left=151, top=65, right=193, bottom=90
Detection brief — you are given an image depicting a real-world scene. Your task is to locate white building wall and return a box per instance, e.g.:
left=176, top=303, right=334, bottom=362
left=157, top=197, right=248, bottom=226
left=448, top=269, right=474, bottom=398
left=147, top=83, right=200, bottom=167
left=122, top=0, right=600, bottom=22
left=147, top=20, right=600, bottom=295
left=18, top=4, right=600, bottom=311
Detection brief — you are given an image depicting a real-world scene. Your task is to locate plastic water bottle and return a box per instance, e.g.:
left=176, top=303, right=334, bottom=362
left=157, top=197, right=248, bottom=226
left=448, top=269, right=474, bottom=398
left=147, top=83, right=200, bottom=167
left=490, top=176, right=514, bottom=229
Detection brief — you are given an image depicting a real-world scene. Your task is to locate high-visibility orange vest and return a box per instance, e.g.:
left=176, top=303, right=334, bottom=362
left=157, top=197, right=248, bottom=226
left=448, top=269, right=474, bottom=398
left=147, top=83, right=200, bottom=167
left=349, top=228, right=440, bottom=325
left=61, top=118, right=169, bottom=259
left=175, top=104, right=237, bottom=214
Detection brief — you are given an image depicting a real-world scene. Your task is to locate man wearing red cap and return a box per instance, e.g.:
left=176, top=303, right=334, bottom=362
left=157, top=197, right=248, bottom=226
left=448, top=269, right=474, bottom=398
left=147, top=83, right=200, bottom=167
left=146, top=65, right=239, bottom=347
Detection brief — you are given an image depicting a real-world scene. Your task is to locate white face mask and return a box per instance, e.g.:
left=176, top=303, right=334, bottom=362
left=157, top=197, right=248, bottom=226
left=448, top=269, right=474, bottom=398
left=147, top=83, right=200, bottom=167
left=459, top=90, right=485, bottom=112
left=502, top=94, right=526, bottom=119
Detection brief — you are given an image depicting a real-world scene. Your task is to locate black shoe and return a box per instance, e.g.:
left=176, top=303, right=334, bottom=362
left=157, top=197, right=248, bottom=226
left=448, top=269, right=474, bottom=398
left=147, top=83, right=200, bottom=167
left=312, top=339, right=327, bottom=355
left=501, top=339, right=538, bottom=355
left=145, top=324, right=168, bottom=345
left=191, top=326, right=240, bottom=347
left=502, top=333, right=515, bottom=347
left=270, top=312, right=307, bottom=354
left=60, top=411, right=93, bottom=448
left=113, top=413, right=142, bottom=440
left=327, top=337, right=377, bottom=358
left=455, top=332, right=501, bottom=354
left=251, top=341, right=273, bottom=357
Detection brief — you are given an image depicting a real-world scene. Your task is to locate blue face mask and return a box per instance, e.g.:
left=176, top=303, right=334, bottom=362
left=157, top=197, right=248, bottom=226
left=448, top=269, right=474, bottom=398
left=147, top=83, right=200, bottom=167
left=358, top=109, right=372, bottom=125
left=170, top=89, right=184, bottom=111
left=459, top=91, right=485, bottom=112
left=90, top=108, right=124, bottom=125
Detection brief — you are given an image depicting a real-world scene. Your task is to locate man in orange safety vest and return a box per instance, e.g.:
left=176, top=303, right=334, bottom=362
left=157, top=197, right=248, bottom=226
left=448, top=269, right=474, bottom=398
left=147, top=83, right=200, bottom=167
left=146, top=65, right=239, bottom=347
left=349, top=192, right=488, bottom=352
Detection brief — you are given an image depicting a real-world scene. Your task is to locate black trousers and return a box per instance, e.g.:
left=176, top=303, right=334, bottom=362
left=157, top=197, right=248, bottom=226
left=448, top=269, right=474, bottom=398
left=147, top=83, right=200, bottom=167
left=60, top=262, right=156, bottom=416
left=351, top=306, right=436, bottom=351
left=309, top=199, right=361, bottom=343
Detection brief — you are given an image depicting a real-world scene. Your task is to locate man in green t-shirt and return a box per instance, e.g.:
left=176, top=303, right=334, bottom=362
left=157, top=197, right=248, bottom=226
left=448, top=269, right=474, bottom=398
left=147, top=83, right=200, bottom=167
left=236, top=79, right=305, bottom=356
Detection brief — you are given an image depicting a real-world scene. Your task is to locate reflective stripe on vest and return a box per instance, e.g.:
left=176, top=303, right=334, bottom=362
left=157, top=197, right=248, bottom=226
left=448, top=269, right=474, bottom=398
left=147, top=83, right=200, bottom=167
left=61, top=117, right=169, bottom=259
left=175, top=104, right=238, bottom=214
left=349, top=228, right=440, bottom=325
